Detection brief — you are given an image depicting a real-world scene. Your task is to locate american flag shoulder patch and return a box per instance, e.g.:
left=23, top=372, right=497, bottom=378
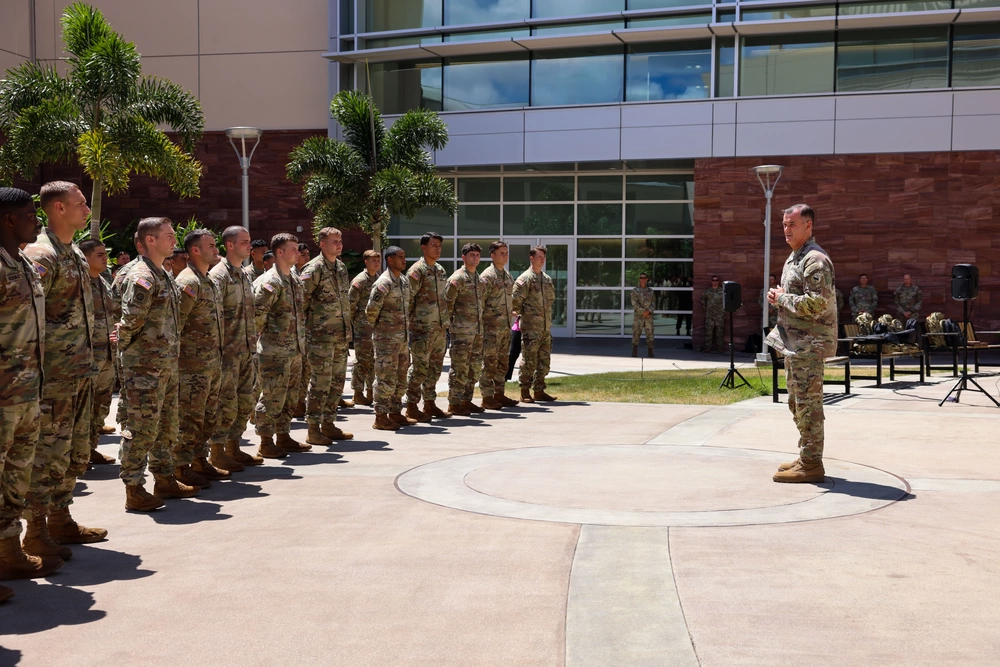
left=301, top=273, right=312, bottom=281
left=33, top=262, right=46, bottom=277
left=262, top=283, right=275, bottom=293
left=136, top=278, right=153, bottom=290
left=183, top=285, right=197, bottom=299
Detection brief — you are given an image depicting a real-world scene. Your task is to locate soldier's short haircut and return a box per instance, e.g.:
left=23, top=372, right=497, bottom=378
left=784, top=203, right=815, bottom=223
left=251, top=239, right=268, bottom=249
left=136, top=217, right=172, bottom=245
left=461, top=242, right=482, bottom=256
left=298, top=242, right=309, bottom=252
left=221, top=225, right=247, bottom=248
left=184, top=228, right=215, bottom=252
left=859, top=273, right=868, bottom=279
left=0, top=187, right=33, bottom=216
left=270, top=232, right=298, bottom=252
left=173, top=247, right=187, bottom=256
left=529, top=245, right=547, bottom=258
left=420, top=232, right=444, bottom=246
left=317, top=227, right=342, bottom=241
left=263, top=251, right=274, bottom=261
left=39, top=181, right=81, bottom=210
left=639, top=272, right=649, bottom=279
left=78, top=239, right=104, bottom=256
left=488, top=241, right=507, bottom=255
left=770, top=274, right=776, bottom=280
left=363, top=249, right=380, bottom=260
left=384, top=245, right=404, bottom=261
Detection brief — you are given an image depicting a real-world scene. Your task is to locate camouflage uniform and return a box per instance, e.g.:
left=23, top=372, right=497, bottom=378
left=630, top=286, right=655, bottom=349
left=209, top=257, right=258, bottom=445
left=253, top=268, right=305, bottom=438
left=88, top=274, right=116, bottom=450
left=700, top=286, right=724, bottom=351
left=894, top=284, right=923, bottom=321
left=405, top=258, right=448, bottom=405
left=758, top=287, right=778, bottom=328
left=366, top=269, right=411, bottom=415
left=111, top=258, right=141, bottom=430
left=478, top=264, right=515, bottom=400
left=301, top=255, right=352, bottom=426
left=117, top=256, right=180, bottom=485
left=444, top=266, right=484, bottom=405
left=23, top=228, right=95, bottom=516
left=0, top=247, right=45, bottom=538
left=849, top=284, right=878, bottom=320
left=765, top=237, right=837, bottom=462
left=243, top=263, right=266, bottom=285
left=175, top=264, right=224, bottom=467
left=511, top=268, right=555, bottom=393
left=348, top=269, right=378, bottom=396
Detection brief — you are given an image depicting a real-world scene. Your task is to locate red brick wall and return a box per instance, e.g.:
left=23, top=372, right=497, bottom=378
left=693, top=151, right=1000, bottom=348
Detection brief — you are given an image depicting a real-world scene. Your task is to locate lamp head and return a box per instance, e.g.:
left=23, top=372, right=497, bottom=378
left=752, top=165, right=783, bottom=176
left=225, top=127, right=263, bottom=139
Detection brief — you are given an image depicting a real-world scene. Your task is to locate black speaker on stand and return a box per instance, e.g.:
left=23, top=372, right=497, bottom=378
left=939, top=264, right=998, bottom=407
left=720, top=281, right=750, bottom=390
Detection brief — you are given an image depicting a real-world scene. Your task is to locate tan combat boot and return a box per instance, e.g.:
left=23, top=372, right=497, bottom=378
left=99, top=424, right=117, bottom=435
left=352, top=390, right=370, bottom=406
left=773, top=459, right=826, bottom=484
left=0, top=536, right=63, bottom=580
left=257, top=435, right=287, bottom=459
left=423, top=400, right=451, bottom=419
left=373, top=412, right=399, bottom=431
left=533, top=390, right=557, bottom=402
left=125, top=484, right=164, bottom=512
left=179, top=463, right=213, bottom=488
left=226, top=439, right=263, bottom=466
left=208, top=443, right=244, bottom=473
left=498, top=391, right=519, bottom=408
left=48, top=507, right=108, bottom=544
left=777, top=458, right=800, bottom=472
left=632, top=345, right=638, bottom=357
left=153, top=475, right=200, bottom=499
left=481, top=396, right=503, bottom=410
left=276, top=432, right=311, bottom=452
left=23, top=515, right=72, bottom=560
left=520, top=388, right=534, bottom=403
left=306, top=424, right=333, bottom=446
left=389, top=412, right=417, bottom=426
left=197, top=452, right=234, bottom=478
left=648, top=348, right=655, bottom=358
left=321, top=422, right=354, bottom=441
left=462, top=400, right=485, bottom=414
left=406, top=402, right=431, bottom=423
left=339, top=397, right=354, bottom=409
left=449, top=402, right=471, bottom=416
left=0, top=583, right=13, bottom=602
left=89, top=448, right=115, bottom=464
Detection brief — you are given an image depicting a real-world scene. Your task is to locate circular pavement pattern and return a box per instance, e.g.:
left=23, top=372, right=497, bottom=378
left=395, top=445, right=910, bottom=527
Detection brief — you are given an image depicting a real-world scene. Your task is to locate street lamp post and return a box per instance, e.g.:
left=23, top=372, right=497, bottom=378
left=225, top=127, right=263, bottom=231
left=752, top=164, right=784, bottom=360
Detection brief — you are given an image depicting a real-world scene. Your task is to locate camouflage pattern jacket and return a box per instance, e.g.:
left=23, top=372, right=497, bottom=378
left=631, top=286, right=655, bottom=315
left=90, top=274, right=114, bottom=364
left=849, top=285, right=878, bottom=318
left=0, top=247, right=45, bottom=406
left=512, top=269, right=555, bottom=334
left=24, top=227, right=95, bottom=382
left=766, top=237, right=838, bottom=359
left=210, top=256, right=258, bottom=360
left=444, top=266, right=484, bottom=336
left=118, top=256, right=180, bottom=371
left=701, top=287, right=724, bottom=322
left=243, top=263, right=266, bottom=285
left=366, top=269, right=410, bottom=342
left=300, top=254, right=352, bottom=344
left=348, top=269, right=378, bottom=339
left=176, top=264, right=224, bottom=371
left=111, top=257, right=141, bottom=322
left=894, top=285, right=923, bottom=318
left=406, top=258, right=448, bottom=333
left=480, top=264, right=515, bottom=331
left=253, top=268, right=305, bottom=358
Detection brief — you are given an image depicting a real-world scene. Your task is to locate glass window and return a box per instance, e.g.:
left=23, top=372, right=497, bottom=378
left=740, top=34, right=835, bottom=96
left=531, top=48, right=625, bottom=106
left=532, top=21, right=624, bottom=36
left=626, top=41, right=712, bottom=102
left=340, top=0, right=354, bottom=35
left=625, top=238, right=693, bottom=258
left=717, top=10, right=736, bottom=21
left=436, top=260, right=456, bottom=274
left=389, top=238, right=457, bottom=258
left=626, top=175, right=693, bottom=200
left=629, top=0, right=711, bottom=8
left=579, top=176, right=623, bottom=201
left=388, top=206, right=453, bottom=236
left=741, top=6, right=834, bottom=20
left=953, top=25, right=1000, bottom=88
left=626, top=261, right=693, bottom=285
left=504, top=177, right=575, bottom=202
left=716, top=36, right=735, bottom=97
left=577, top=312, right=623, bottom=336
left=577, top=290, right=622, bottom=309
left=956, top=0, right=1000, bottom=6
left=365, top=35, right=442, bottom=49
left=444, top=29, right=530, bottom=42
left=836, top=28, right=949, bottom=92
left=458, top=178, right=501, bottom=202
left=457, top=205, right=500, bottom=235
left=577, top=261, right=623, bottom=286
left=628, top=15, right=711, bottom=28
left=578, top=204, right=624, bottom=234
left=445, top=0, right=529, bottom=25
left=503, top=204, right=574, bottom=234
left=532, top=0, right=624, bottom=18
left=368, top=61, right=442, bottom=114
left=839, top=0, right=950, bottom=14
left=443, top=56, right=530, bottom=111
left=626, top=203, right=694, bottom=235
left=366, top=0, right=442, bottom=32
left=578, top=238, right=623, bottom=258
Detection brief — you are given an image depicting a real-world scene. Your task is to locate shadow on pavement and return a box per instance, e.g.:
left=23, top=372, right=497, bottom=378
left=234, top=467, right=303, bottom=483
left=80, top=465, right=122, bottom=482
left=826, top=477, right=913, bottom=502
left=280, top=453, right=347, bottom=467
left=146, top=500, right=231, bottom=525
left=45, top=545, right=155, bottom=587
left=0, top=580, right=105, bottom=635
left=325, top=440, right=392, bottom=453
left=0, top=646, right=21, bottom=665
left=198, top=480, right=267, bottom=502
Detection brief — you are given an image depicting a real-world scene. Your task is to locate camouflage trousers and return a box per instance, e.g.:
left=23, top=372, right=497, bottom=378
left=705, top=316, right=724, bottom=350
left=0, top=402, right=40, bottom=538
left=119, top=367, right=177, bottom=485
left=519, top=331, right=552, bottom=392
left=449, top=333, right=483, bottom=405
left=26, top=379, right=93, bottom=516
left=480, top=328, right=512, bottom=399
left=786, top=355, right=825, bottom=461
left=306, top=338, right=349, bottom=425
left=90, top=351, right=115, bottom=449
left=115, top=349, right=128, bottom=428
left=632, top=313, right=654, bottom=347
left=374, top=335, right=409, bottom=414
left=297, top=354, right=311, bottom=411
left=255, top=354, right=300, bottom=437
left=212, top=352, right=258, bottom=445
left=351, top=327, right=375, bottom=393
left=406, top=328, right=446, bottom=404
left=175, top=359, right=222, bottom=467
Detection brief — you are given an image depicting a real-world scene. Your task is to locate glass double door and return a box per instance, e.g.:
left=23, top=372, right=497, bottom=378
left=503, top=237, right=574, bottom=337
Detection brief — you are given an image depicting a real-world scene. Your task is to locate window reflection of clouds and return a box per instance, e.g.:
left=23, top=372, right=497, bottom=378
left=443, top=58, right=530, bottom=110
left=531, top=52, right=625, bottom=106
left=366, top=0, right=442, bottom=32
left=444, top=0, right=530, bottom=25
left=627, top=45, right=711, bottom=101
left=532, top=0, right=624, bottom=18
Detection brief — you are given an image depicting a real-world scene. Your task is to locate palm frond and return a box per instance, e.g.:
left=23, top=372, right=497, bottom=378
left=382, top=108, right=449, bottom=173
left=104, top=116, right=203, bottom=198
left=61, top=2, right=116, bottom=59
left=0, top=62, right=76, bottom=129
left=286, top=136, right=366, bottom=184
left=129, top=77, right=204, bottom=152
left=3, top=97, right=82, bottom=176
left=77, top=128, right=131, bottom=194
left=412, top=172, right=458, bottom=216
left=330, top=90, right=384, bottom=171
left=71, top=32, right=142, bottom=111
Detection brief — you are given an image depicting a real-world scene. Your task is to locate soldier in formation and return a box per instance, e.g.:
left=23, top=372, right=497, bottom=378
left=405, top=233, right=450, bottom=423
left=701, top=275, right=724, bottom=353
left=630, top=272, right=655, bottom=358
left=348, top=250, right=380, bottom=406
left=366, top=247, right=412, bottom=430
left=479, top=242, right=517, bottom=410
left=511, top=245, right=557, bottom=403
left=245, top=239, right=268, bottom=283
left=80, top=240, right=117, bottom=465
left=444, top=243, right=486, bottom=416
left=849, top=273, right=878, bottom=321
left=894, top=274, right=923, bottom=321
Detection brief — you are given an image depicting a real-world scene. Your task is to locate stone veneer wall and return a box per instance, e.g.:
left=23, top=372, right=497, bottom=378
left=693, top=151, right=1000, bottom=349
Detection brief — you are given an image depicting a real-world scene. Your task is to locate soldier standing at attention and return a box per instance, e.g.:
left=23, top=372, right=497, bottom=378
left=511, top=245, right=557, bottom=403
left=405, top=232, right=451, bottom=422
left=22, top=182, right=105, bottom=557
left=244, top=239, right=268, bottom=283
left=700, top=275, right=724, bottom=353
left=78, top=240, right=116, bottom=465
left=253, top=233, right=309, bottom=457
left=894, top=274, right=922, bottom=322
left=300, top=227, right=354, bottom=446
left=116, top=217, right=196, bottom=510
left=479, top=241, right=517, bottom=410
left=367, top=247, right=412, bottom=430
left=348, top=250, right=381, bottom=406
left=174, top=229, right=234, bottom=489
left=110, top=234, right=143, bottom=444
left=766, top=204, right=837, bottom=484
left=292, top=242, right=313, bottom=417
left=209, top=226, right=263, bottom=468
left=444, top=243, right=486, bottom=416
left=0, top=188, right=64, bottom=595
left=758, top=274, right=778, bottom=329
left=849, top=273, right=878, bottom=321
left=630, top=272, right=655, bottom=358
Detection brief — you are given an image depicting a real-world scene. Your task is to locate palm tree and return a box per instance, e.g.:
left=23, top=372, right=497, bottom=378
left=286, top=90, right=457, bottom=254
left=0, top=2, right=204, bottom=238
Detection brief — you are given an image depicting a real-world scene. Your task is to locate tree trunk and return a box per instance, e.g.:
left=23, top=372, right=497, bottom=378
left=90, top=178, right=102, bottom=240
left=371, top=217, right=382, bottom=257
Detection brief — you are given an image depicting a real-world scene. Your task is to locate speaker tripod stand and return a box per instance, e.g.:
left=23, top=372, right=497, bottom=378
left=938, top=299, right=1000, bottom=407
left=720, top=311, right=750, bottom=390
